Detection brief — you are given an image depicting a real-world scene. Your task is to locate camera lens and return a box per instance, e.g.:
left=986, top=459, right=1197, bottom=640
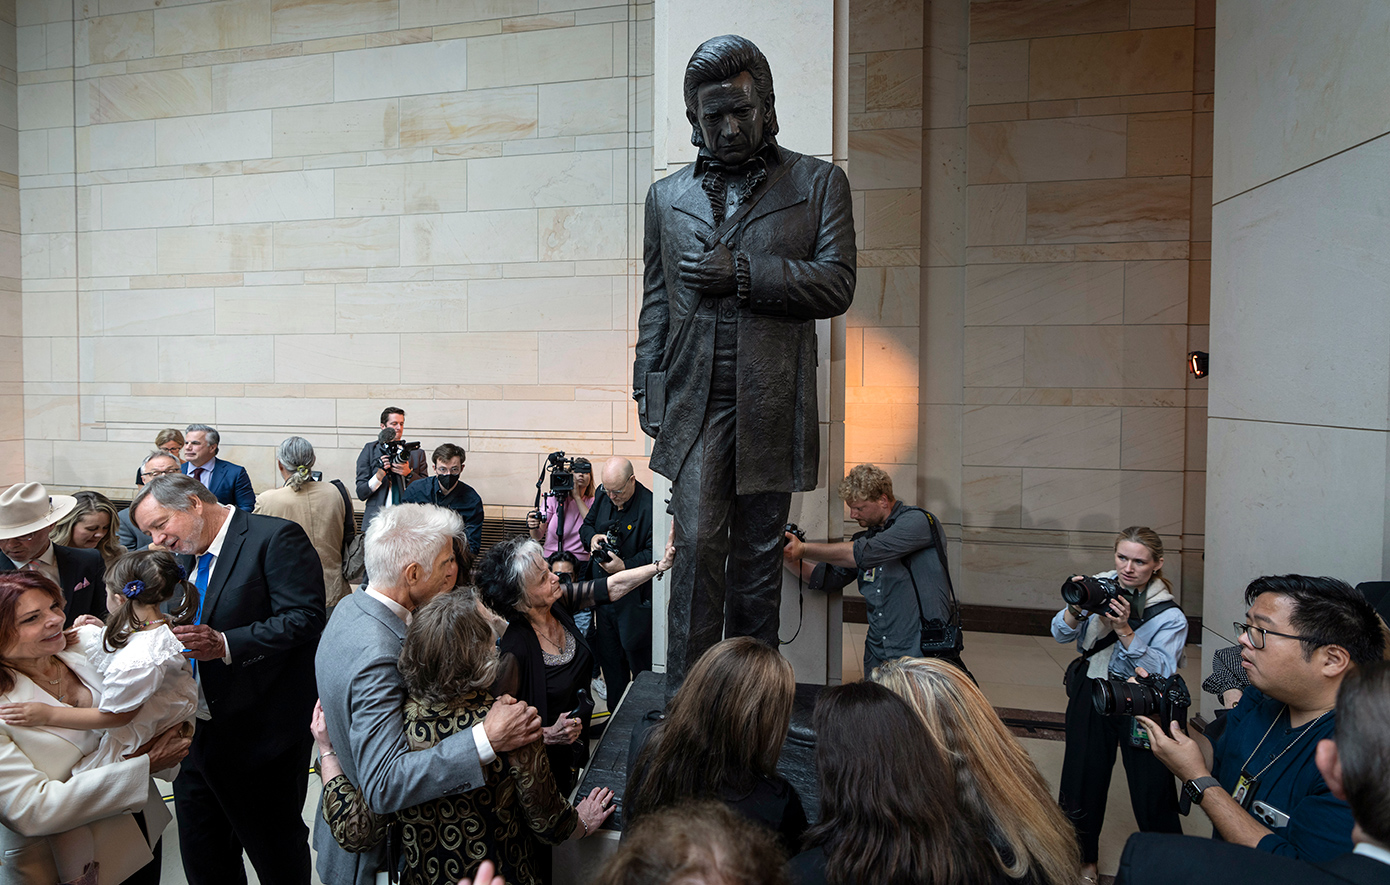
left=1092, top=679, right=1158, bottom=717
left=1061, top=578, right=1091, bottom=608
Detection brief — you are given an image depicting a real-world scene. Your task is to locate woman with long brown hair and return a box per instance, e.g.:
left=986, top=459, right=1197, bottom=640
left=873, top=657, right=1080, bottom=885
left=624, top=637, right=806, bottom=853
left=49, top=492, right=126, bottom=568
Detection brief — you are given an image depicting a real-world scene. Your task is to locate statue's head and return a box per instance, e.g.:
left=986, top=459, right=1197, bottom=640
left=683, top=35, right=779, bottom=165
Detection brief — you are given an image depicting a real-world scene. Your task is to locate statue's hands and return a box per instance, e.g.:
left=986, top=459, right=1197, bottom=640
left=678, top=243, right=737, bottom=296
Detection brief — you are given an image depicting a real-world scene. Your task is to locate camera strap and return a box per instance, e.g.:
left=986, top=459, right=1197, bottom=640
left=893, top=507, right=961, bottom=631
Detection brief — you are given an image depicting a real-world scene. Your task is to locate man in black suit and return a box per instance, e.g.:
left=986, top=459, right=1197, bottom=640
left=182, top=423, right=256, bottom=511
left=355, top=406, right=427, bottom=534
left=119, top=451, right=183, bottom=551
left=0, top=482, right=105, bottom=626
left=1117, top=660, right=1390, bottom=885
left=132, top=473, right=326, bottom=885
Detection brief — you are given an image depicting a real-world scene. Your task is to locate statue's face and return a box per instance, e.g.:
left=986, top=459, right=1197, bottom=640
left=693, top=71, right=765, bottom=166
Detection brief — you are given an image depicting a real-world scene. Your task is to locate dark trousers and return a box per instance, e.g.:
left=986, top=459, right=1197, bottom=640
left=173, top=728, right=313, bottom=885
left=594, top=600, right=652, bottom=707
left=666, top=320, right=792, bottom=687
left=1060, top=665, right=1182, bottom=863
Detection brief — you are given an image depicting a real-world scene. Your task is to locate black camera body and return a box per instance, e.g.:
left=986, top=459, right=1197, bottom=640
left=783, top=523, right=807, bottom=545
left=377, top=428, right=421, bottom=466
left=592, top=529, right=623, bottom=564
left=1062, top=574, right=1124, bottom=615
left=1093, top=672, right=1191, bottom=748
left=544, top=451, right=591, bottom=496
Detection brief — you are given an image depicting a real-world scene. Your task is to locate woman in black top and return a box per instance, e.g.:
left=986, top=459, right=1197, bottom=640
left=477, top=535, right=673, bottom=793
left=625, top=637, right=807, bottom=854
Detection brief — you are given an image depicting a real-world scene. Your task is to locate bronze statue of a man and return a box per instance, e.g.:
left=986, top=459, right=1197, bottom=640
left=635, top=34, right=855, bottom=685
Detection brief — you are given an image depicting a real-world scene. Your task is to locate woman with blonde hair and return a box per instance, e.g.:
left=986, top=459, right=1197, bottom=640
left=50, top=491, right=126, bottom=567
left=872, top=657, right=1080, bottom=885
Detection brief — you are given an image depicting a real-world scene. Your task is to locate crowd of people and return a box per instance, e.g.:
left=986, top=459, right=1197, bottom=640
left=0, top=415, right=1387, bottom=885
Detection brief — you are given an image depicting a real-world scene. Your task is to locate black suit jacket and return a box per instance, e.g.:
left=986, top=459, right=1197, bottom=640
left=0, top=544, right=106, bottom=627
left=1116, top=832, right=1390, bottom=885
left=354, top=441, right=427, bottom=532
left=193, top=508, right=326, bottom=759
left=183, top=458, right=256, bottom=511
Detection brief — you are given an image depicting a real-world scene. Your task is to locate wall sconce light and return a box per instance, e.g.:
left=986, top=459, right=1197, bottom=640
left=1188, top=351, right=1209, bottom=379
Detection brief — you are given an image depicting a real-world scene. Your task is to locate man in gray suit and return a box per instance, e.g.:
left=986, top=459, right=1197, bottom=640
left=313, top=503, right=541, bottom=885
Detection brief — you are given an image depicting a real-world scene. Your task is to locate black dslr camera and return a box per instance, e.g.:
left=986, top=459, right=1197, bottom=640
left=1062, top=574, right=1124, bottom=615
left=783, top=523, right=807, bottom=545
left=592, top=529, right=623, bottom=565
left=543, top=451, right=590, bottom=496
left=377, top=428, right=421, bottom=465
left=1093, top=672, right=1191, bottom=749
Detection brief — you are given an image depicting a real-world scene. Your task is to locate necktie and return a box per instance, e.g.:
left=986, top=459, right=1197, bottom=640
left=195, top=467, right=206, bottom=486
left=191, top=552, right=213, bottom=677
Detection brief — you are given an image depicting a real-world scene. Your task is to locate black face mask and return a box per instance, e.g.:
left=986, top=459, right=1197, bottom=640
left=438, top=472, right=459, bottom=493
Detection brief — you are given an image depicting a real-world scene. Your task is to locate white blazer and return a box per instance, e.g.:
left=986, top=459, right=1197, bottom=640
left=0, top=645, right=170, bottom=885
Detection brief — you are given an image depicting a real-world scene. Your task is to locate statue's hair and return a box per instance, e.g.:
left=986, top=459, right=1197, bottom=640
left=682, top=34, right=779, bottom=147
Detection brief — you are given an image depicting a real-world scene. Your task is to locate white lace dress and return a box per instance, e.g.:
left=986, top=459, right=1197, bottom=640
left=71, top=624, right=198, bottom=777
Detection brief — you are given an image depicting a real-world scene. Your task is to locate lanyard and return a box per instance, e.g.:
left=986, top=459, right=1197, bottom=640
left=1242, top=704, right=1332, bottom=781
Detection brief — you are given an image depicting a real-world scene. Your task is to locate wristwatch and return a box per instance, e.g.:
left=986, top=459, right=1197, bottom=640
left=1183, top=776, right=1221, bottom=806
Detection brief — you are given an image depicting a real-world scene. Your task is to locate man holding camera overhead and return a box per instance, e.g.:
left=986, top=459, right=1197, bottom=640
left=581, top=457, right=654, bottom=706
left=355, top=407, right=427, bottom=534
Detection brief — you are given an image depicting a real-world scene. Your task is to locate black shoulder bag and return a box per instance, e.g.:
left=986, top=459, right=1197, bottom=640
left=897, top=507, right=964, bottom=657
left=332, top=479, right=365, bottom=586
left=1062, top=599, right=1180, bottom=697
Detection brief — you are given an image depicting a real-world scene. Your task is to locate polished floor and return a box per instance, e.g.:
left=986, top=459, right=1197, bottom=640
left=153, top=626, right=1210, bottom=883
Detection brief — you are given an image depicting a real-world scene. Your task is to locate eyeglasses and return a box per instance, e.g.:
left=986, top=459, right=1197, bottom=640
left=141, top=468, right=182, bottom=479
left=1233, top=621, right=1323, bottom=650
left=435, top=466, right=464, bottom=476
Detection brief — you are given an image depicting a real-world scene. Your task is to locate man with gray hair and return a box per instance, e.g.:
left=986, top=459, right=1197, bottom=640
left=118, top=450, right=182, bottom=551
left=132, top=473, right=325, bottom=885
left=314, top=503, right=542, bottom=885
left=182, top=423, right=256, bottom=511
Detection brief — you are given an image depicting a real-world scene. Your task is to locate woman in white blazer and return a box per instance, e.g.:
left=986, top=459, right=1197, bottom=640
left=0, top=571, right=189, bottom=885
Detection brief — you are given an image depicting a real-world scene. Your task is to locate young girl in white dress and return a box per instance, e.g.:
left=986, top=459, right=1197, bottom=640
left=0, top=550, right=199, bottom=885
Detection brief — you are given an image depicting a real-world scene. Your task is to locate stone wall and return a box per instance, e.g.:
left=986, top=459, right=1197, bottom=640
left=0, top=0, right=18, bottom=485
left=18, top=0, right=653, bottom=514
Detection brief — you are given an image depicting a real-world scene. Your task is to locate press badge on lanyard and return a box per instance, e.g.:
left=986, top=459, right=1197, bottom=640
left=1232, top=771, right=1259, bottom=808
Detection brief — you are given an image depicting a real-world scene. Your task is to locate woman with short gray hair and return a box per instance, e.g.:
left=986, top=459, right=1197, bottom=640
left=253, top=437, right=352, bottom=607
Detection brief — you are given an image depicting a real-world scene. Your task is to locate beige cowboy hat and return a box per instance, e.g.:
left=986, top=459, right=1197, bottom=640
left=0, top=483, right=78, bottom=540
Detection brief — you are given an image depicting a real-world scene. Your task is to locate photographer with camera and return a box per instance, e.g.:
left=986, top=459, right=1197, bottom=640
left=1051, top=526, right=1188, bottom=882
left=580, top=457, right=654, bottom=706
left=782, top=464, right=969, bottom=678
left=355, top=407, right=426, bottom=534
left=527, top=456, right=595, bottom=565
left=402, top=444, right=484, bottom=554
left=1135, top=574, right=1384, bottom=863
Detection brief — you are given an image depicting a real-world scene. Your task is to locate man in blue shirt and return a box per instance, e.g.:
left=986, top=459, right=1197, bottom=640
left=401, top=444, right=484, bottom=554
left=1139, top=574, right=1385, bottom=861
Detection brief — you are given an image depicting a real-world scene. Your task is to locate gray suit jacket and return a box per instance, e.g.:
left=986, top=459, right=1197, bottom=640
left=313, top=592, right=487, bottom=885
left=116, top=507, right=152, bottom=552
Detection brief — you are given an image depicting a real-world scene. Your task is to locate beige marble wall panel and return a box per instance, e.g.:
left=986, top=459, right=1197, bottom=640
left=154, top=0, right=271, bottom=56
left=399, top=331, right=538, bottom=385
left=270, top=0, right=398, bottom=43
left=537, top=78, right=626, bottom=138
left=961, top=465, right=1021, bottom=528
left=861, top=325, right=918, bottom=389
left=214, top=284, right=336, bottom=333
left=18, top=81, right=71, bottom=131
left=20, top=186, right=74, bottom=233
left=212, top=55, right=335, bottom=113
left=921, top=265, right=966, bottom=405
left=922, top=127, right=964, bottom=266
left=398, top=0, right=533, bottom=28
left=157, top=223, right=272, bottom=274
left=155, top=110, right=273, bottom=166
left=845, top=402, right=917, bottom=464
left=336, top=280, right=467, bottom=332
left=967, top=40, right=1027, bottom=106
left=213, top=170, right=334, bottom=224
left=99, top=395, right=215, bottom=424
left=1024, top=325, right=1123, bottom=388
left=469, top=274, right=616, bottom=331
left=1120, top=405, right=1185, bottom=471
left=968, top=116, right=1127, bottom=185
left=1121, top=324, right=1186, bottom=388
left=23, top=394, right=77, bottom=440
left=537, top=204, right=626, bottom=261
left=214, top=396, right=337, bottom=428
left=84, top=12, right=154, bottom=64
left=468, top=24, right=613, bottom=89
left=965, top=183, right=1024, bottom=247
left=335, top=160, right=465, bottom=216
left=469, top=398, right=610, bottom=432
left=963, top=326, right=1022, bottom=388
left=99, top=178, right=213, bottom=229
left=467, top=150, right=612, bottom=210
left=399, top=86, right=537, bottom=146
left=273, top=332, right=399, bottom=383
left=1026, top=177, right=1189, bottom=244
left=849, top=0, right=921, bottom=53
left=273, top=217, right=399, bottom=270
left=334, top=39, right=469, bottom=102
left=49, top=440, right=159, bottom=488
left=21, top=233, right=73, bottom=281
left=848, top=127, right=921, bottom=190
left=17, top=25, right=68, bottom=72
left=537, top=328, right=626, bottom=386
left=865, top=48, right=921, bottom=111
left=1127, top=110, right=1191, bottom=177
left=862, top=187, right=920, bottom=250
left=80, top=120, right=156, bottom=171
left=158, top=334, right=274, bottom=382
left=1122, top=259, right=1187, bottom=324
left=1132, top=0, right=1196, bottom=29
left=20, top=290, right=73, bottom=338
left=969, top=0, right=1129, bottom=42
left=848, top=266, right=918, bottom=328
left=959, top=537, right=1102, bottom=608
left=1029, top=28, right=1194, bottom=101
left=88, top=68, right=213, bottom=124
left=97, top=288, right=214, bottom=336
left=963, top=404, right=1120, bottom=468
left=272, top=99, right=399, bottom=156
left=1020, top=467, right=1121, bottom=532
left=965, top=262, right=1124, bottom=326
left=400, top=210, right=537, bottom=265
left=83, top=228, right=157, bottom=276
